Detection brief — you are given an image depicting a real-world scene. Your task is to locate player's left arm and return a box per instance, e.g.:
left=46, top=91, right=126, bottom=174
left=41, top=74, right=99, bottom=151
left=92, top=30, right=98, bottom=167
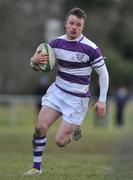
left=93, top=64, right=109, bottom=118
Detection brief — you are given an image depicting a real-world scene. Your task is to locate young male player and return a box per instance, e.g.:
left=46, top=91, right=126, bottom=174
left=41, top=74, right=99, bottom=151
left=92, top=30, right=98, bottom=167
left=24, top=7, right=109, bottom=175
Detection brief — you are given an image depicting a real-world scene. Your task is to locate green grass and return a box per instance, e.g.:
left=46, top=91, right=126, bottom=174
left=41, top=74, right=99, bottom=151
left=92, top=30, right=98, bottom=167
left=0, top=100, right=133, bottom=180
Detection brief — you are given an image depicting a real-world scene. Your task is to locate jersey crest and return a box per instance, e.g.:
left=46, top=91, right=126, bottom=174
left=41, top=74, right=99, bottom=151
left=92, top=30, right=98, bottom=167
left=76, top=53, right=85, bottom=62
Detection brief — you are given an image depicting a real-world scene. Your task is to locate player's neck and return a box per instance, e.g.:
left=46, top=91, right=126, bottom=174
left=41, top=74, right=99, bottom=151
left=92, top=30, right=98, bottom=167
left=65, top=34, right=83, bottom=42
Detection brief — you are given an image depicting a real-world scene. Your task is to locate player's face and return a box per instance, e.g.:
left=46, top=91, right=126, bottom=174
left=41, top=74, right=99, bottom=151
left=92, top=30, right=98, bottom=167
left=65, top=15, right=85, bottom=40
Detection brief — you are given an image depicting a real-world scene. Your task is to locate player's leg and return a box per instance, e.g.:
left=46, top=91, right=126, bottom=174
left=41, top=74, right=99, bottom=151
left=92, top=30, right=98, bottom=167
left=55, top=119, right=77, bottom=147
left=35, top=105, right=61, bottom=136
left=55, top=94, right=89, bottom=147
left=23, top=105, right=61, bottom=175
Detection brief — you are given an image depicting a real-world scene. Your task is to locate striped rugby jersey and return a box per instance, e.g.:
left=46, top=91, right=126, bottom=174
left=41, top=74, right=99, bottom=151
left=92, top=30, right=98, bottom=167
left=49, top=34, right=105, bottom=97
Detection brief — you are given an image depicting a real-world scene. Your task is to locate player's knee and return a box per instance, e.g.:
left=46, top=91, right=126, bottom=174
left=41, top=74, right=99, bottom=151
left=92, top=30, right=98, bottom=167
left=35, top=123, right=48, bottom=136
left=55, top=138, right=66, bottom=148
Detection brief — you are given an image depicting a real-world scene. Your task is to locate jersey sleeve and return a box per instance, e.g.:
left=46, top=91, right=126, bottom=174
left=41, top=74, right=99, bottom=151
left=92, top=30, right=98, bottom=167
left=95, top=64, right=109, bottom=102
left=90, top=48, right=105, bottom=68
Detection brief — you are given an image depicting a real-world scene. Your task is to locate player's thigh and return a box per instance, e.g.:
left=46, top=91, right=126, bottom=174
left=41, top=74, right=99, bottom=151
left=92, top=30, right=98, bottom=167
left=37, top=105, right=61, bottom=129
left=55, top=120, right=77, bottom=140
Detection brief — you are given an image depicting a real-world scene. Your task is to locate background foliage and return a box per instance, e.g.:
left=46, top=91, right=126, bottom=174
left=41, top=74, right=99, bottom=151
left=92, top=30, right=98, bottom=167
left=0, top=0, right=133, bottom=94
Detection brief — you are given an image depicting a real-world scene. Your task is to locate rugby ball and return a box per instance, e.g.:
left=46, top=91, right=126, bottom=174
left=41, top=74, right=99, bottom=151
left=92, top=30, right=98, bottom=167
left=30, top=43, right=55, bottom=73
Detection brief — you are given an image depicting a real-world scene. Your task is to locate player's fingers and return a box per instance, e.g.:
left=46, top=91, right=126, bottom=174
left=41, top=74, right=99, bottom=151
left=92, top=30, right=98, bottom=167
left=97, top=108, right=106, bottom=119
left=39, top=55, right=49, bottom=63
left=93, top=105, right=101, bottom=118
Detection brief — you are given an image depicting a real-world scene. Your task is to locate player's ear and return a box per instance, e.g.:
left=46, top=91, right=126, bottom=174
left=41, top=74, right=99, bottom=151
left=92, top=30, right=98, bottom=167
left=82, top=23, right=85, bottom=31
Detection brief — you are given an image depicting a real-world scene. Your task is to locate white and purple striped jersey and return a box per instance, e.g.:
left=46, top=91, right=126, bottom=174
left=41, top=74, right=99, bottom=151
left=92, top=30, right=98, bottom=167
left=49, top=34, right=105, bottom=98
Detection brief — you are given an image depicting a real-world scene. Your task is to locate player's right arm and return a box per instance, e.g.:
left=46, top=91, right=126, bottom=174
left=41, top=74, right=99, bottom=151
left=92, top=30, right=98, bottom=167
left=31, top=44, right=49, bottom=65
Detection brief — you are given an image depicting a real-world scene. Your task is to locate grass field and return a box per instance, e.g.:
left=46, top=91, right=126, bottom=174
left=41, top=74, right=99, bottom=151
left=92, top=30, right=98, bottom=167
left=0, top=100, right=133, bottom=180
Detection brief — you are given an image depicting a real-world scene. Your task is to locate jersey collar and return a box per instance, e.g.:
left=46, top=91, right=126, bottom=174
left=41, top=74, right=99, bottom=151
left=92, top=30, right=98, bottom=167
left=65, top=34, right=84, bottom=42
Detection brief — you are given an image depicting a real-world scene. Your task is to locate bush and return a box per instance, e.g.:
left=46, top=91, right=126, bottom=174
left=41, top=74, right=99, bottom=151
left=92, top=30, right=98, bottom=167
left=105, top=50, right=133, bottom=90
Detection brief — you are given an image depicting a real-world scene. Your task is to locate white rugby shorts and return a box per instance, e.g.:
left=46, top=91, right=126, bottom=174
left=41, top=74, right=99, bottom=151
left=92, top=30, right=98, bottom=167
left=42, top=83, right=89, bottom=125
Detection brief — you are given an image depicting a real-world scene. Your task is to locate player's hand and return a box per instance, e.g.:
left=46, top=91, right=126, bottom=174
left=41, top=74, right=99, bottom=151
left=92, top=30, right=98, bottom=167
left=92, top=101, right=106, bottom=119
left=31, top=51, right=49, bottom=64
